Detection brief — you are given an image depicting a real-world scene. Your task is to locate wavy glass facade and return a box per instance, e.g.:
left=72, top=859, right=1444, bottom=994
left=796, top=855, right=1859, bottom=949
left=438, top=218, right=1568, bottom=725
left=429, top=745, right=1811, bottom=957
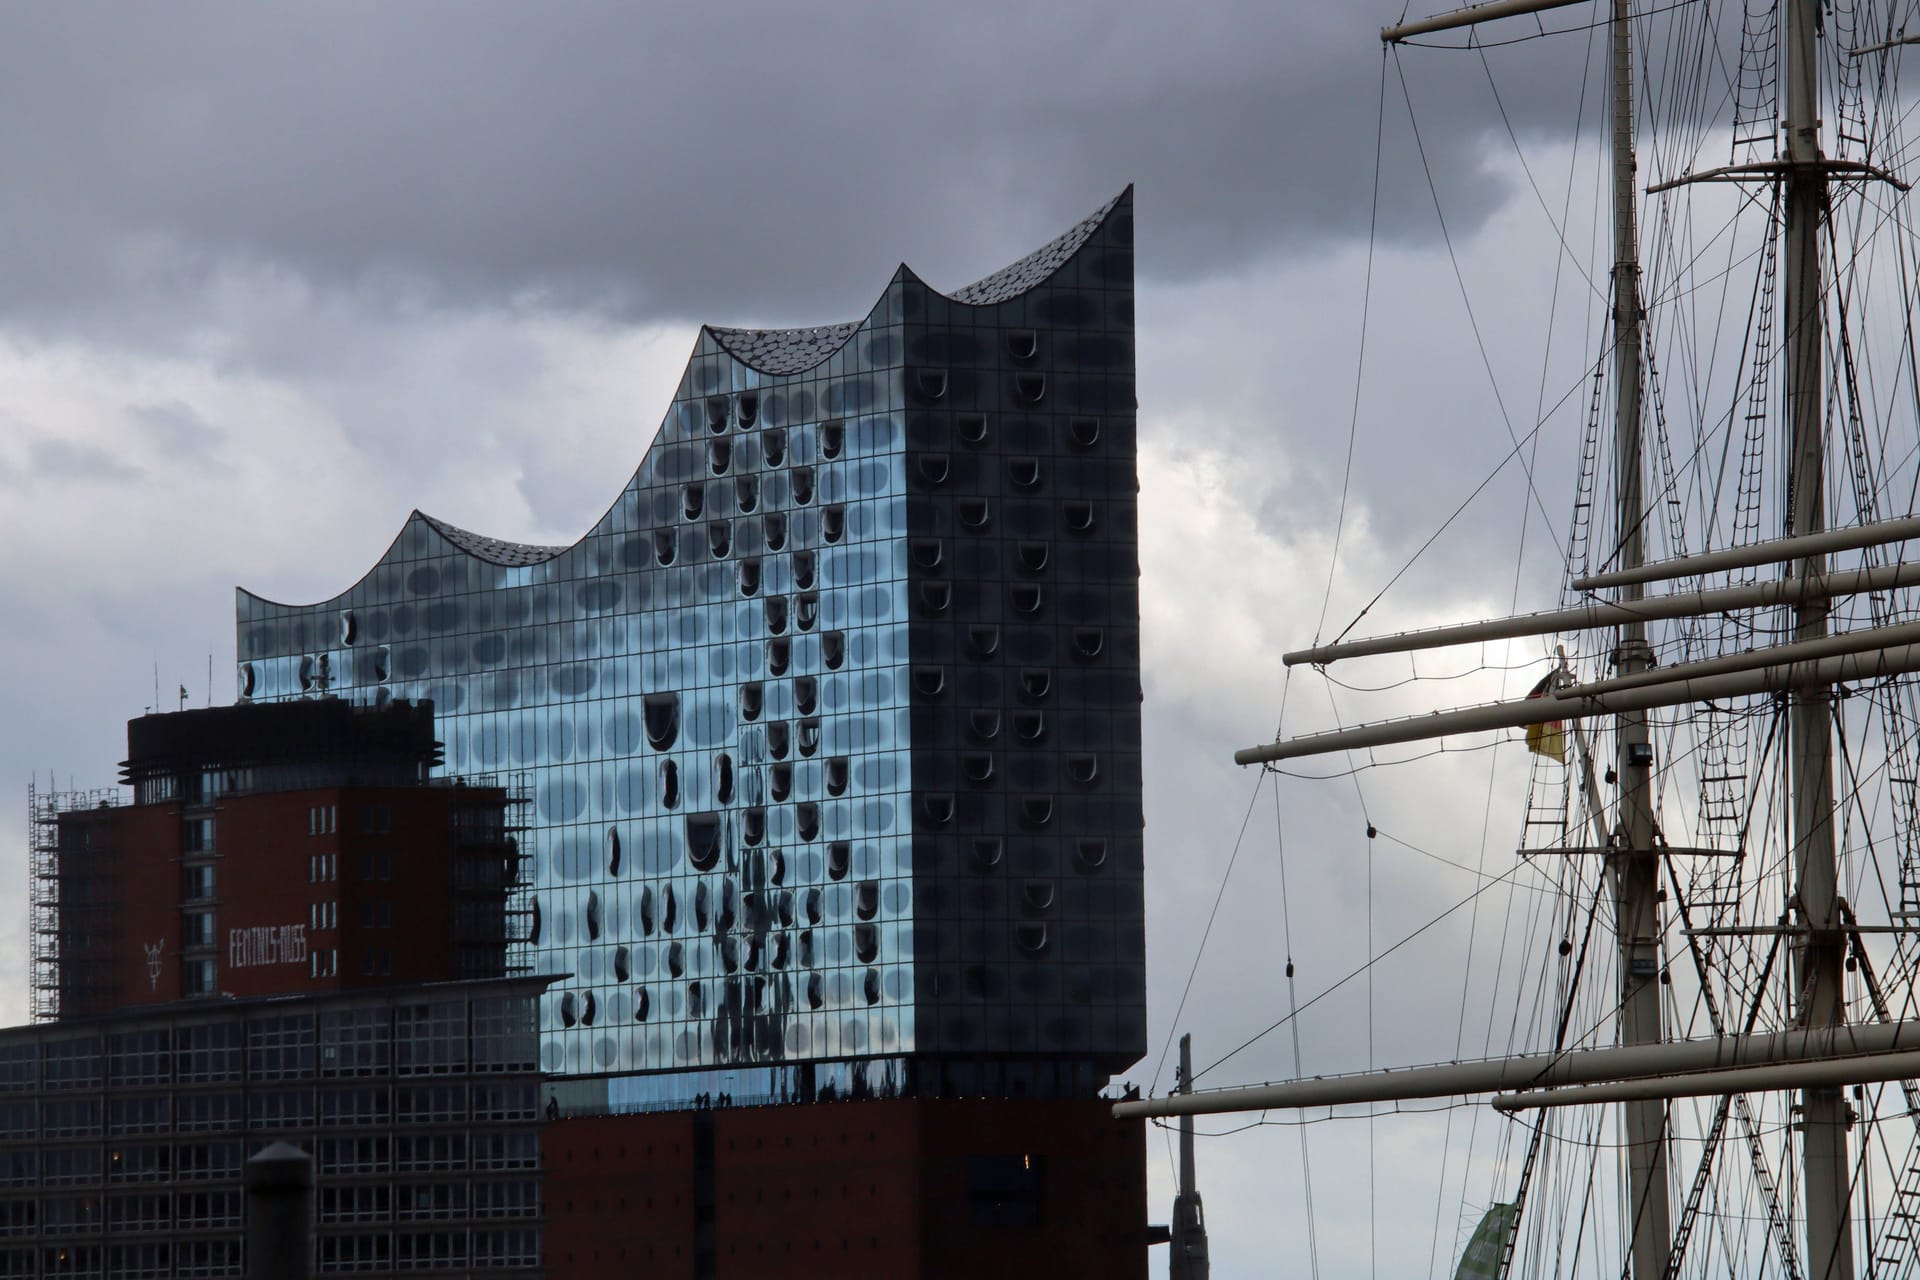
left=236, top=191, right=1143, bottom=1092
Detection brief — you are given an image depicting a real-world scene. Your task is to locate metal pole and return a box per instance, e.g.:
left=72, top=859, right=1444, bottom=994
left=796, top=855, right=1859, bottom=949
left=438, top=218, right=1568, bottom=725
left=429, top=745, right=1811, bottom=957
left=1381, top=0, right=1586, bottom=43
left=1112, top=1020, right=1920, bottom=1120
left=1238, top=641, right=1920, bottom=765
left=1560, top=619, right=1920, bottom=697
left=1283, top=559, right=1920, bottom=667
left=1782, top=0, right=1852, bottom=1273
left=1573, top=513, right=1920, bottom=590
left=1604, top=5, right=1672, bottom=1271
left=1178, top=1034, right=1196, bottom=1226
left=1495, top=1049, right=1920, bottom=1110
left=1170, top=1034, right=1210, bottom=1280
left=244, top=1141, right=313, bottom=1280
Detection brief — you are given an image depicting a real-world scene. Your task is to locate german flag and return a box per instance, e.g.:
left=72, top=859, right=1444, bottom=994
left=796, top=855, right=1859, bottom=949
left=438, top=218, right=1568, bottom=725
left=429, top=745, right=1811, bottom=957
left=1524, top=673, right=1566, bottom=762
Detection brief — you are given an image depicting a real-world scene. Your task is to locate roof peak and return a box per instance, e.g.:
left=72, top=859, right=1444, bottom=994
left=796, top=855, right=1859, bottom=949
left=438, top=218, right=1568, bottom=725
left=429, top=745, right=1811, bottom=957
left=705, top=187, right=1130, bottom=375
left=417, top=511, right=568, bottom=568
left=945, top=188, right=1128, bottom=306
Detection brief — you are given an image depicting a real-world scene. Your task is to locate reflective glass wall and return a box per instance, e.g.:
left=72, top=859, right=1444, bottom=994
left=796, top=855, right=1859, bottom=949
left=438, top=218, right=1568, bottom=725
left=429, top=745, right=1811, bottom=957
left=237, top=191, right=1143, bottom=1084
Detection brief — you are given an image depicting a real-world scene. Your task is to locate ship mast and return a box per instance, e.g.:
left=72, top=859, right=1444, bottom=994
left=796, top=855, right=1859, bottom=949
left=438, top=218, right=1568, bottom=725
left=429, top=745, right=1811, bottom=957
left=1602, top=0, right=1674, bottom=1274
left=1124, top=2, right=1908, bottom=1275
left=1780, top=0, right=1851, bottom=1274
left=1381, top=2, right=1676, bottom=1271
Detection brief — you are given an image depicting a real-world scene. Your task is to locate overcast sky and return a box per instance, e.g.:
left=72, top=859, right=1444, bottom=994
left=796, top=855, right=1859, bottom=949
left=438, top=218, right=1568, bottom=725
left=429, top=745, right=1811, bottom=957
left=0, top=4, right=1652, bottom=1275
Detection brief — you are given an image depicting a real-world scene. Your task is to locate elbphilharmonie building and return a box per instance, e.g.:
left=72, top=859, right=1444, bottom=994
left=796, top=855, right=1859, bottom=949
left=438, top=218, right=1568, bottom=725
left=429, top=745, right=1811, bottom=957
left=236, top=190, right=1144, bottom=1104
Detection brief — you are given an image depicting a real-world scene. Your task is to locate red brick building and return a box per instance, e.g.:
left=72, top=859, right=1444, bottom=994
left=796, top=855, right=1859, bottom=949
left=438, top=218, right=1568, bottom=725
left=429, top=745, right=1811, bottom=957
left=542, top=1098, right=1148, bottom=1280
left=44, top=699, right=526, bottom=1019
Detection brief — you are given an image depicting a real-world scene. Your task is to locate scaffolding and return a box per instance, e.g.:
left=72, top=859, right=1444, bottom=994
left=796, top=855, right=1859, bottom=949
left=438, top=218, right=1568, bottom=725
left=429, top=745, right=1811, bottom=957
left=26, top=781, right=121, bottom=1023
left=501, top=772, right=535, bottom=978
left=449, top=771, right=537, bottom=979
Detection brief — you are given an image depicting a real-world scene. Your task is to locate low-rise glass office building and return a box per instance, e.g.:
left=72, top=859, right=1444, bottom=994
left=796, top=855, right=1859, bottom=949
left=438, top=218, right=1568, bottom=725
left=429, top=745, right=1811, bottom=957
left=0, top=978, right=547, bottom=1278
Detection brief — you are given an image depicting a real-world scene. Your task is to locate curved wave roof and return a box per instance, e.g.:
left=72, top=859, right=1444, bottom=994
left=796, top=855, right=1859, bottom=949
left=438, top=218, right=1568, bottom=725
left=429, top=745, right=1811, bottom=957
left=946, top=193, right=1123, bottom=305
left=418, top=512, right=571, bottom=568
left=704, top=321, right=865, bottom=376
left=704, top=189, right=1124, bottom=377
left=246, top=188, right=1130, bottom=597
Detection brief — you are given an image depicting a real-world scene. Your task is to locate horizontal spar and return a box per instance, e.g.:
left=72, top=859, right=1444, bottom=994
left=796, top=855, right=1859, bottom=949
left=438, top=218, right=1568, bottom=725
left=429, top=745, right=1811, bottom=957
left=1237, top=641, right=1920, bottom=765
left=1112, top=1020, right=1920, bottom=1120
left=1382, top=0, right=1587, bottom=43
left=1283, top=559, right=1920, bottom=667
left=1561, top=619, right=1920, bottom=697
left=1494, top=1048, right=1920, bottom=1110
left=1574, top=514, right=1920, bottom=591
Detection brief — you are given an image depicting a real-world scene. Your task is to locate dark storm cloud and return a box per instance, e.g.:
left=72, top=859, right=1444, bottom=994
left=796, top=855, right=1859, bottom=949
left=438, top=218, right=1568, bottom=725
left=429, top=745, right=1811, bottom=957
left=0, top=10, right=1737, bottom=1272
left=0, top=1, right=1609, bottom=333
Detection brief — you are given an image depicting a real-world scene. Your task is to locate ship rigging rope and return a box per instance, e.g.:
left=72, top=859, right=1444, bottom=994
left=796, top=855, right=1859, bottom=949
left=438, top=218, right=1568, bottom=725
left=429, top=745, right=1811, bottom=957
left=1285, top=61, right=1616, bottom=1263
left=1482, top=12, right=1728, bottom=1258
left=1565, top=171, right=1920, bottom=589
left=1148, top=772, right=1272, bottom=1099
left=1313, top=48, right=1390, bottom=653
left=1318, top=52, right=1632, bottom=651
left=1146, top=32, right=1400, bottom=1271
left=1228, top=701, right=1809, bottom=1090
left=1526, top=706, right=1920, bottom=1068
left=1319, top=653, right=1557, bottom=693
left=1496, top=1106, right=1800, bottom=1148
left=1478, top=43, right=1606, bottom=307
left=1187, top=844, right=1754, bottom=1101
left=1317, top=393, right=1586, bottom=652
left=1186, top=833, right=1551, bottom=1086
left=1273, top=779, right=1325, bottom=1280
left=1401, top=49, right=1567, bottom=560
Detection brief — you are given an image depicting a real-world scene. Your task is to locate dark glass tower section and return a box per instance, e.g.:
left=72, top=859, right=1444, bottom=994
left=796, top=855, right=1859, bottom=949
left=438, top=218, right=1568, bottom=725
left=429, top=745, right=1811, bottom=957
left=234, top=190, right=1143, bottom=1090
left=897, top=205, right=1142, bottom=1090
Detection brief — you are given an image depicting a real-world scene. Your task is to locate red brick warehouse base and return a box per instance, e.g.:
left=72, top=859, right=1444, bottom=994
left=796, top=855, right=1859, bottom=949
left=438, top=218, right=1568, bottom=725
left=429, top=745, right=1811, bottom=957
left=543, top=1096, right=1148, bottom=1280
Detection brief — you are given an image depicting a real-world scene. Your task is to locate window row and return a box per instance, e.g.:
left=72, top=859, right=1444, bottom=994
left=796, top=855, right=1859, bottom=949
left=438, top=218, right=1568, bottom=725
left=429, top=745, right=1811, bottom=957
left=0, top=1004, right=535, bottom=1091
left=315, top=1227, right=537, bottom=1271
left=0, top=1240, right=241, bottom=1279
left=320, top=1179, right=537, bottom=1224
left=319, top=1131, right=536, bottom=1175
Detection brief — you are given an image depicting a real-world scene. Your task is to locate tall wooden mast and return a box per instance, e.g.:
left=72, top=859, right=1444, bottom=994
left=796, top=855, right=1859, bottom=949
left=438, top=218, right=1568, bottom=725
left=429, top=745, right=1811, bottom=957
left=1381, top=3, right=1675, bottom=1272
left=1780, top=0, right=1852, bottom=1275
left=1603, top=0, right=1674, bottom=1271
left=1164, top=2, right=1886, bottom=1275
